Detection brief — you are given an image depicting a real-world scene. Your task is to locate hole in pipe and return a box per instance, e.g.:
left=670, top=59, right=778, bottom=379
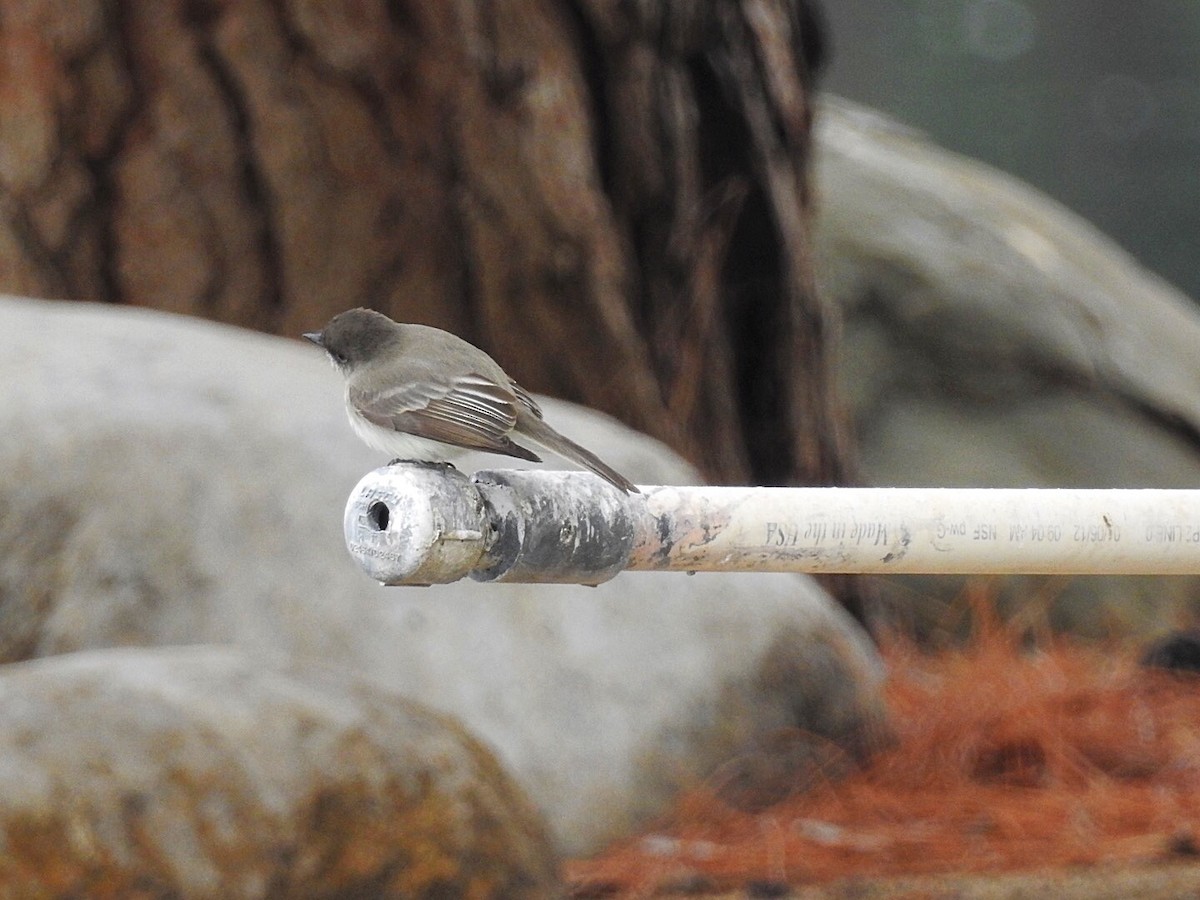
left=367, top=501, right=390, bottom=531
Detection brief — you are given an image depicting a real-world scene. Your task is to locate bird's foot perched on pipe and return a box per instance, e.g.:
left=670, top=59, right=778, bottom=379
left=386, top=458, right=460, bottom=474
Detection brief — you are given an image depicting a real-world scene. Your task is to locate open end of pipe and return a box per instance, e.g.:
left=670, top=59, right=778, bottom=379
left=367, top=500, right=390, bottom=532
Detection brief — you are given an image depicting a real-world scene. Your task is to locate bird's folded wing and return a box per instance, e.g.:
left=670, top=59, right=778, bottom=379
left=350, top=373, right=541, bottom=460
left=508, top=380, right=545, bottom=420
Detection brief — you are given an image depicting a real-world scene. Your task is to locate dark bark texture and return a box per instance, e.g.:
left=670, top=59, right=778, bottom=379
left=0, top=0, right=849, bottom=488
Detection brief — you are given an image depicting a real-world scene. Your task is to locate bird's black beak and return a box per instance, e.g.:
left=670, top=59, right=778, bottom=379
left=302, top=331, right=324, bottom=347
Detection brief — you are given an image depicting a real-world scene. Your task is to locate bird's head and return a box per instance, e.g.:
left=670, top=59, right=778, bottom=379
left=303, top=308, right=399, bottom=371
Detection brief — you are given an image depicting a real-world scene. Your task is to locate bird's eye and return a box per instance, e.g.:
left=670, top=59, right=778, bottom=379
left=332, top=351, right=348, bottom=365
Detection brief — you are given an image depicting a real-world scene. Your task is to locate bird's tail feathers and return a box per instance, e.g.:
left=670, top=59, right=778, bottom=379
left=516, top=413, right=639, bottom=494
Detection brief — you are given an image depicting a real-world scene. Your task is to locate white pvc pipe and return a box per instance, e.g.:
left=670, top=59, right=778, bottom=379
left=630, top=486, right=1200, bottom=575
left=343, top=466, right=1200, bottom=584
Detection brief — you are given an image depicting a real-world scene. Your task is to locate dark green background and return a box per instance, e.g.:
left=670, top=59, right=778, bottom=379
left=822, top=0, right=1200, bottom=301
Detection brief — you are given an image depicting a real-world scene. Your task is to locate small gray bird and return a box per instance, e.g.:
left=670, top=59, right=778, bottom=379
left=304, top=308, right=639, bottom=493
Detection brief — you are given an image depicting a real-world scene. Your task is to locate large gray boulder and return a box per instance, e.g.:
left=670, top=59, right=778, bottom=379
left=0, top=646, right=559, bottom=899
left=813, top=96, right=1200, bottom=636
left=0, top=296, right=884, bottom=855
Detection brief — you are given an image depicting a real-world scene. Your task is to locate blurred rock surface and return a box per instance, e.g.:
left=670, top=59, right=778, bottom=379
left=814, top=97, right=1200, bottom=638
left=0, top=646, right=559, bottom=899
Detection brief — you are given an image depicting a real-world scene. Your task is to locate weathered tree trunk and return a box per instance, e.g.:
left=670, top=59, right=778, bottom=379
left=0, top=0, right=849, bottom=491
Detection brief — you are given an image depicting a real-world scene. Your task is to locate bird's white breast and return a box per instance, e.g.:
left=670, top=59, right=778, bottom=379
left=346, top=404, right=463, bottom=461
